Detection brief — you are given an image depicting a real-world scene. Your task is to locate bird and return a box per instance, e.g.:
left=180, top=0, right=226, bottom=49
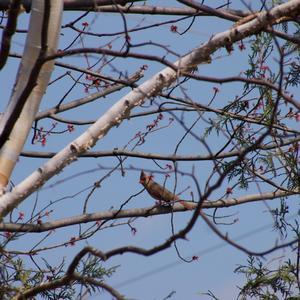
left=139, top=170, right=194, bottom=210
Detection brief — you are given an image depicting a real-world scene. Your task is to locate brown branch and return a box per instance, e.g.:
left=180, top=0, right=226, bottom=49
left=183, top=72, right=300, bottom=111
left=1, top=190, right=297, bottom=233
left=20, top=135, right=300, bottom=160
left=62, top=130, right=296, bottom=268
left=72, top=274, right=126, bottom=300
left=67, top=218, right=299, bottom=271
left=0, top=24, right=27, bottom=33
left=199, top=211, right=299, bottom=256
left=35, top=70, right=143, bottom=120
left=12, top=46, right=300, bottom=112
left=37, top=96, right=300, bottom=135
left=13, top=272, right=126, bottom=300
left=20, top=227, right=296, bottom=300
left=177, top=0, right=240, bottom=22
left=9, top=51, right=144, bottom=86
left=97, top=4, right=250, bottom=17
left=46, top=46, right=177, bottom=68
left=0, top=0, right=22, bottom=70
left=45, top=46, right=300, bottom=111
left=165, top=95, right=300, bottom=134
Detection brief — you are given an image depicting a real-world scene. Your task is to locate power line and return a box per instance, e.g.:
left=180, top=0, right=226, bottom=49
left=114, top=214, right=298, bottom=288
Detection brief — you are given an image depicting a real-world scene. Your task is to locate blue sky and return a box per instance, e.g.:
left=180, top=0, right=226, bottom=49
left=1, top=1, right=299, bottom=299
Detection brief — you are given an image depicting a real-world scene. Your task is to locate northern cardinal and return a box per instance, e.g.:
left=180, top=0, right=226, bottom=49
left=140, top=170, right=193, bottom=210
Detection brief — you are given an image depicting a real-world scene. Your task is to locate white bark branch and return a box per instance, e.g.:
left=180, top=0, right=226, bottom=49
left=0, top=0, right=62, bottom=187
left=0, top=0, right=299, bottom=218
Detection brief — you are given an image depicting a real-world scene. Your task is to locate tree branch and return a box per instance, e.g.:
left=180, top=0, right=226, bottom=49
left=20, top=135, right=300, bottom=160
left=1, top=190, right=297, bottom=233
left=0, top=0, right=22, bottom=70
left=1, top=0, right=299, bottom=218
left=13, top=272, right=126, bottom=300
left=0, top=0, right=144, bottom=12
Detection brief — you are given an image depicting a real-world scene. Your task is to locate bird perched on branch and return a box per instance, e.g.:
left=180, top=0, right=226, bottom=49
left=140, top=170, right=194, bottom=210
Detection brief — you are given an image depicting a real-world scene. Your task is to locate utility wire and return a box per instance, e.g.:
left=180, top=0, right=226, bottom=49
left=114, top=213, right=298, bottom=288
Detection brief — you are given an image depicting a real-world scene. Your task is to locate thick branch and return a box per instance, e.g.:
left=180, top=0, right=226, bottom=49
left=1, top=0, right=299, bottom=218
left=0, top=0, right=63, bottom=189
left=0, top=0, right=144, bottom=12
left=0, top=1, right=52, bottom=149
left=1, top=190, right=297, bottom=233
left=0, top=0, right=22, bottom=70
left=13, top=272, right=125, bottom=300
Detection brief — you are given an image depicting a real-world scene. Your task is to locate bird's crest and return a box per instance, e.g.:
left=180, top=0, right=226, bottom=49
left=139, top=170, right=153, bottom=185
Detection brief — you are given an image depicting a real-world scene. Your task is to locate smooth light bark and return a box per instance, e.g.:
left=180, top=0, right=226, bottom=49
left=0, top=0, right=62, bottom=188
left=0, top=0, right=299, bottom=218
